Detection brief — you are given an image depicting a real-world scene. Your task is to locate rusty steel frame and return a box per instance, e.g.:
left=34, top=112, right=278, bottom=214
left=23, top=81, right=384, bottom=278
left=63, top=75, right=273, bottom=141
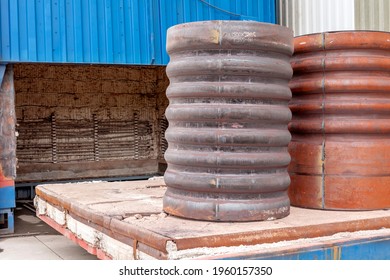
left=0, top=64, right=16, bottom=187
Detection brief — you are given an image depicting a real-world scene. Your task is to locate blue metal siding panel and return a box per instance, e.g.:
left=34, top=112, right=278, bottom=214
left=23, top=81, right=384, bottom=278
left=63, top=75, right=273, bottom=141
left=73, top=0, right=83, bottom=62
left=104, top=0, right=113, bottom=63
left=36, top=0, right=45, bottom=61
left=96, top=0, right=106, bottom=62
left=65, top=0, right=74, bottom=61
left=9, top=0, right=20, bottom=61
left=52, top=0, right=61, bottom=62
left=159, top=0, right=276, bottom=64
left=123, top=0, right=133, bottom=62
left=0, top=1, right=9, bottom=60
left=18, top=0, right=27, bottom=60
left=111, top=0, right=120, bottom=63
left=88, top=0, right=99, bottom=62
left=44, top=0, right=53, bottom=61
left=139, top=2, right=152, bottom=64
left=58, top=0, right=66, bottom=62
left=129, top=0, right=141, bottom=63
left=339, top=238, right=390, bottom=260
left=0, top=186, right=16, bottom=209
left=151, top=0, right=161, bottom=64
left=27, top=0, right=37, bottom=61
left=81, top=0, right=91, bottom=62
left=218, top=236, right=390, bottom=260
left=0, top=0, right=276, bottom=65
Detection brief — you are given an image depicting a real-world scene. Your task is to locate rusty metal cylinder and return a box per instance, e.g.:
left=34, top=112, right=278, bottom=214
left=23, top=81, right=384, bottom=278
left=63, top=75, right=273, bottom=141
left=163, top=21, right=294, bottom=221
left=0, top=65, right=16, bottom=210
left=289, top=31, right=390, bottom=210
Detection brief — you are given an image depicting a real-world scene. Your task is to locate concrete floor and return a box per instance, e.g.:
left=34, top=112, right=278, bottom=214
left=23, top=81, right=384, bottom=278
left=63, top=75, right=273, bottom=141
left=0, top=204, right=97, bottom=260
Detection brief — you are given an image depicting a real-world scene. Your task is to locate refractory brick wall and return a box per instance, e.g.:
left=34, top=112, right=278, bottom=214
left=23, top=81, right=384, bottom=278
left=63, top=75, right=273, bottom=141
left=13, top=63, right=169, bottom=182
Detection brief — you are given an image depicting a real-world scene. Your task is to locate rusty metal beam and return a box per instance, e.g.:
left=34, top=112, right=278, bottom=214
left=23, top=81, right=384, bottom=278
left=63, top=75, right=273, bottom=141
left=174, top=216, right=390, bottom=251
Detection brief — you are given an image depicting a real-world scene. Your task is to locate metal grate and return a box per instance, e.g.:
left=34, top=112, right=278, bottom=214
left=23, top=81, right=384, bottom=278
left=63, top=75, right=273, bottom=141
left=17, top=119, right=53, bottom=163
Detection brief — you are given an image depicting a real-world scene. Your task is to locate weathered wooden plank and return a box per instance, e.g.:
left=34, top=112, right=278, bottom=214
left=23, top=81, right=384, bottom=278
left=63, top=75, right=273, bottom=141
left=17, top=159, right=159, bottom=182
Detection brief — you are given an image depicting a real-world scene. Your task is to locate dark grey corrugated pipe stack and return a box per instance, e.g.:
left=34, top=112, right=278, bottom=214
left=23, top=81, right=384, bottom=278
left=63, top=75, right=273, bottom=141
left=162, top=21, right=294, bottom=222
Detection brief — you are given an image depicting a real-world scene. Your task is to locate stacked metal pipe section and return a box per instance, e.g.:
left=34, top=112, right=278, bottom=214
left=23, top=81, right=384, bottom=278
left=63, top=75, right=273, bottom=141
left=163, top=21, right=293, bottom=221
left=289, top=31, right=390, bottom=210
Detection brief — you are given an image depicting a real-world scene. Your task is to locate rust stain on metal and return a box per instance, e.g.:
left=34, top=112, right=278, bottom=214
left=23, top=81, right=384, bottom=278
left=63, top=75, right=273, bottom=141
left=133, top=239, right=139, bottom=260
left=174, top=216, right=390, bottom=251
left=163, top=21, right=294, bottom=222
left=289, top=31, right=390, bottom=210
left=0, top=65, right=16, bottom=186
left=333, top=246, right=341, bottom=260
left=35, top=185, right=172, bottom=254
left=210, top=29, right=220, bottom=45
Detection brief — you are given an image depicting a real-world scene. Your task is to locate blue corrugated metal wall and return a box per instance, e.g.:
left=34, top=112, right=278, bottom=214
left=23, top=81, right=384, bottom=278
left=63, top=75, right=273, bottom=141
left=0, top=0, right=276, bottom=65
left=158, top=0, right=276, bottom=64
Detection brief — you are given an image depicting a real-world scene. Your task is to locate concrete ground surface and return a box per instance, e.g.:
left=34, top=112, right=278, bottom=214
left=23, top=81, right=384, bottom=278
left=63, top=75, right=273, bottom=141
left=0, top=204, right=97, bottom=260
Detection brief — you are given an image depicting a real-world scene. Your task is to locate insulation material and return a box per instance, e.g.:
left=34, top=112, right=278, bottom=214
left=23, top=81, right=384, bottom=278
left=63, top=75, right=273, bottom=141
left=14, top=64, right=169, bottom=182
